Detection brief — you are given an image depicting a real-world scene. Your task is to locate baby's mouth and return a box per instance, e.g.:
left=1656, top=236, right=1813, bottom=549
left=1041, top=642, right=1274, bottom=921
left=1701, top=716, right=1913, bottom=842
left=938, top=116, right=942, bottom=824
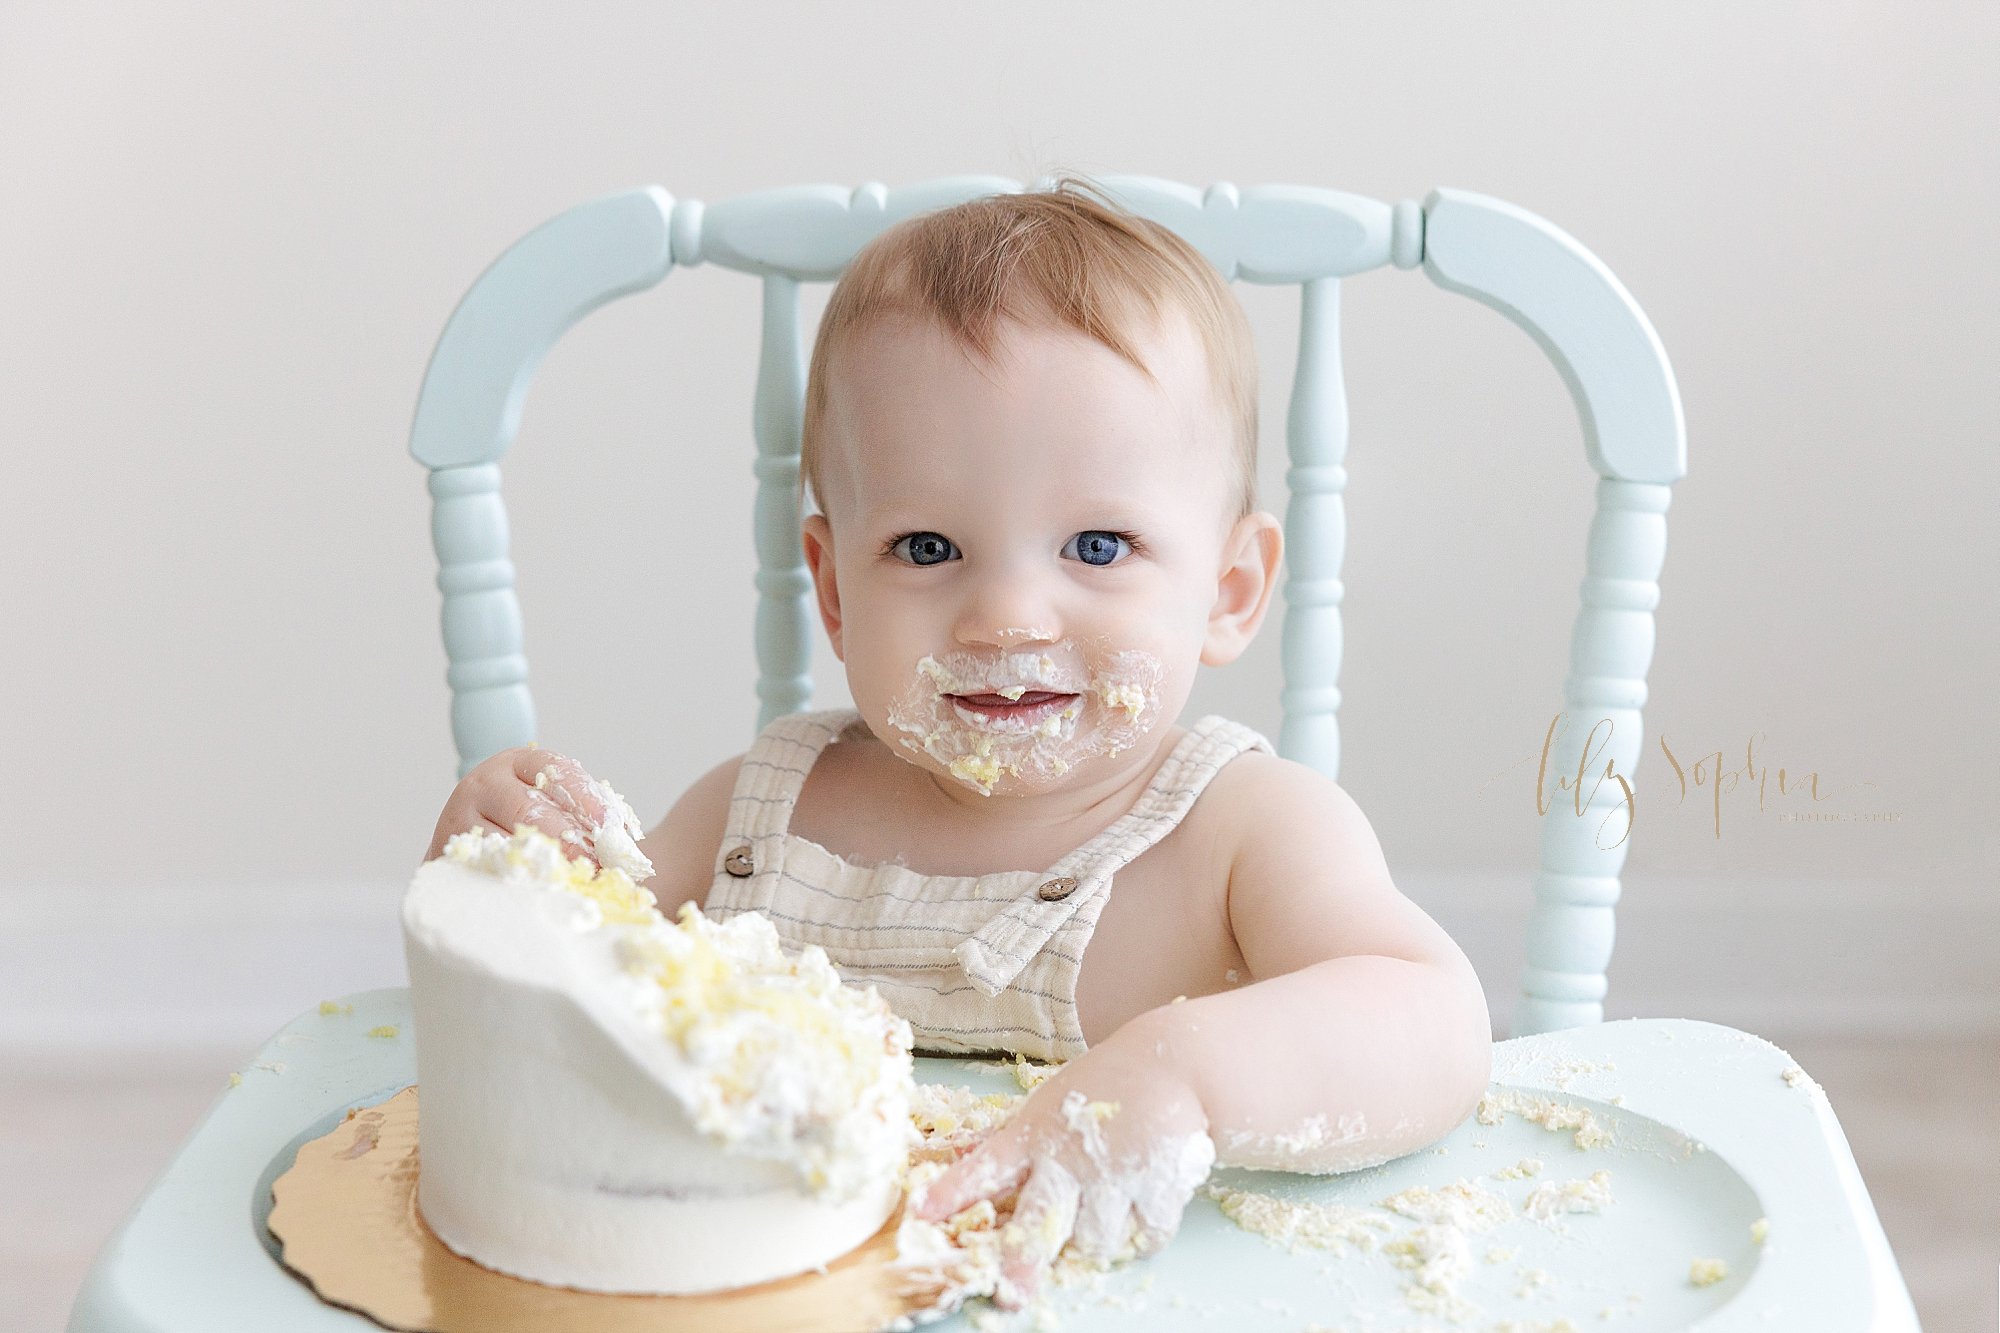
left=945, top=690, right=1081, bottom=725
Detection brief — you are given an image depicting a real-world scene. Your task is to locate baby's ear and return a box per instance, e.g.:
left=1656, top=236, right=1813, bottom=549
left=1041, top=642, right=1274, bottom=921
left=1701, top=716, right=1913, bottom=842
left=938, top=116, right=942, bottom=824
left=1201, top=512, right=1283, bottom=667
left=801, top=514, right=846, bottom=661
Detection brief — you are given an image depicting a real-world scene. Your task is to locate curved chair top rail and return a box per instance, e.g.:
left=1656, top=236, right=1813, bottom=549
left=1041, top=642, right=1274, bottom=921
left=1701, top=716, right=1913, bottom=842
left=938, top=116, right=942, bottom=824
left=409, top=175, right=1685, bottom=484
left=689, top=177, right=1411, bottom=283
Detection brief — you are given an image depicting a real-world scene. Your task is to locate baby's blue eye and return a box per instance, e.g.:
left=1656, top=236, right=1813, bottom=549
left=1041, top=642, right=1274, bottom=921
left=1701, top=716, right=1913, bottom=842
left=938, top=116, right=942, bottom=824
left=890, top=532, right=959, bottom=566
left=1063, top=530, right=1133, bottom=567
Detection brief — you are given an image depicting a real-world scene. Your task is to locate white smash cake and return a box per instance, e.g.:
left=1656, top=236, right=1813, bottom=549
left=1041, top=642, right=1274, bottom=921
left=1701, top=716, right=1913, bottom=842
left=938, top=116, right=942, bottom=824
left=402, top=811, right=918, bottom=1295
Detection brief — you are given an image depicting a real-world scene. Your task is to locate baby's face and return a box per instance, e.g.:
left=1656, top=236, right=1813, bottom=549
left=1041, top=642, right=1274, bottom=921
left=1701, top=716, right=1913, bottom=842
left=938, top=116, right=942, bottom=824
left=803, top=308, right=1247, bottom=800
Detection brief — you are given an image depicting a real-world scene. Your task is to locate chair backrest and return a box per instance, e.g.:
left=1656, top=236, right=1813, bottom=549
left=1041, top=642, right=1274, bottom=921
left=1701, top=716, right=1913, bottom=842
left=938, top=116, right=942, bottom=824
left=409, top=175, right=1686, bottom=1038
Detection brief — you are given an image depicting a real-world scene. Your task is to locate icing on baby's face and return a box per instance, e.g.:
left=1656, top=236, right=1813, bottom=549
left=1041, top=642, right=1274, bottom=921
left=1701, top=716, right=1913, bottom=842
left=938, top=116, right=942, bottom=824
left=803, top=308, right=1259, bottom=803
left=883, top=640, right=1166, bottom=796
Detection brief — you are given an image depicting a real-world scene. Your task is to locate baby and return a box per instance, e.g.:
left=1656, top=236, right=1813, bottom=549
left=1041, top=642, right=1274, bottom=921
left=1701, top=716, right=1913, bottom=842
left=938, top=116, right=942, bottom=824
left=427, top=177, right=1491, bottom=1308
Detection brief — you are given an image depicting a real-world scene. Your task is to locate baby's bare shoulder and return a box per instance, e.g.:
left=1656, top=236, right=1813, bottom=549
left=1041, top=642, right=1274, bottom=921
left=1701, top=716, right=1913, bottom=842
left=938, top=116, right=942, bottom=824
left=1210, top=751, right=1475, bottom=978
left=637, top=752, right=747, bottom=916
left=1200, top=749, right=1369, bottom=841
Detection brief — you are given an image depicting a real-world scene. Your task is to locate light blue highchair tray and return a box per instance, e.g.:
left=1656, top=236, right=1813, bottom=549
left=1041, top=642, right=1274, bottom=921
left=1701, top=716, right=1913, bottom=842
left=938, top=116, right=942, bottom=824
left=69, top=988, right=1908, bottom=1331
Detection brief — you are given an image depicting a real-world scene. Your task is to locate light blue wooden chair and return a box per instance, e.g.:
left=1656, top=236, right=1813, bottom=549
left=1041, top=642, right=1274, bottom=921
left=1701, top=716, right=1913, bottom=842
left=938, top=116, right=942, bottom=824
left=69, top=177, right=1921, bottom=1331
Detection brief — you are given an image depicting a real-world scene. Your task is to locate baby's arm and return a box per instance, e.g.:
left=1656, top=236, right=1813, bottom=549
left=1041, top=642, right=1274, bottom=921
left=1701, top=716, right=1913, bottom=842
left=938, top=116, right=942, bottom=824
left=1130, top=760, right=1493, bottom=1171
left=633, top=754, right=745, bottom=918
left=912, top=761, right=1491, bottom=1307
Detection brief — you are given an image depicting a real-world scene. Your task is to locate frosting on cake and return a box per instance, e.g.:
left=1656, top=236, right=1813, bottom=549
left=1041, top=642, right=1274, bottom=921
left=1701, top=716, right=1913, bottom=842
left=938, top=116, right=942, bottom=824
left=403, top=819, right=917, bottom=1295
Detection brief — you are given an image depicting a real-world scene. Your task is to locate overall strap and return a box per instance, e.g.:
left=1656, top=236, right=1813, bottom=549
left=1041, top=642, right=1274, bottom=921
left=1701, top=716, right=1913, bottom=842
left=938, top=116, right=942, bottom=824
left=717, top=708, right=859, bottom=850
left=952, top=715, right=1276, bottom=996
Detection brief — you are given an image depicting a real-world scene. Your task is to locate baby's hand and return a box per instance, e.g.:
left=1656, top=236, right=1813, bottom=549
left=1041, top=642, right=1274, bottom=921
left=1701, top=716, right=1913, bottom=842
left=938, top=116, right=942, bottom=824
left=424, top=747, right=654, bottom=880
left=910, top=1047, right=1215, bottom=1309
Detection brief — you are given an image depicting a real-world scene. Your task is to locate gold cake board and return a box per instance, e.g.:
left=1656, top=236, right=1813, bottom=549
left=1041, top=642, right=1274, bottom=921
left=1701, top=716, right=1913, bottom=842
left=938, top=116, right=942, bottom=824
left=267, top=1085, right=935, bottom=1332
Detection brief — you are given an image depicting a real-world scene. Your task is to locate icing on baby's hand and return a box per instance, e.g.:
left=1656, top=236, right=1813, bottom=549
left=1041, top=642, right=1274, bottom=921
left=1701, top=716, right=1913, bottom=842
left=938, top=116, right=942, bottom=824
left=910, top=1051, right=1215, bottom=1309
left=514, top=751, right=655, bottom=881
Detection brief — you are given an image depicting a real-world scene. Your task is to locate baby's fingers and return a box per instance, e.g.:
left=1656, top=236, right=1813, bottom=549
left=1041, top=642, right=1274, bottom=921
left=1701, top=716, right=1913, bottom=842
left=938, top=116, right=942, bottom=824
left=1071, top=1181, right=1135, bottom=1263
left=995, top=1160, right=1080, bottom=1310
left=427, top=783, right=536, bottom=862
left=1128, top=1131, right=1216, bottom=1249
left=509, top=750, right=612, bottom=862
left=514, top=750, right=613, bottom=825
left=510, top=749, right=656, bottom=879
left=911, top=1136, right=1028, bottom=1222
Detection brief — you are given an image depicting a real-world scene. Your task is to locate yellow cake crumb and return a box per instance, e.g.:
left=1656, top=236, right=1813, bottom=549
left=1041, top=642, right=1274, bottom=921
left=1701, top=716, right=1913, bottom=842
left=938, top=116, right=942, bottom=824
left=367, top=1025, right=400, bottom=1039
left=1689, top=1256, right=1728, bottom=1286
left=949, top=738, right=1003, bottom=790
left=942, top=1199, right=997, bottom=1241
left=228, top=1072, right=243, bottom=1087
left=1204, top=1184, right=1395, bottom=1253
left=1750, top=1216, right=1770, bottom=1245
left=907, top=1082, right=1023, bottom=1165
left=1000, top=1200, right=1070, bottom=1253
left=1096, top=680, right=1147, bottom=721
left=1522, top=1169, right=1615, bottom=1221
left=1384, top=1223, right=1477, bottom=1320
left=443, top=822, right=656, bottom=925
left=1779, top=1064, right=1823, bottom=1097
left=1547, top=1057, right=1610, bottom=1089
left=1012, top=1052, right=1062, bottom=1090
left=1380, top=1178, right=1511, bottom=1231
left=1477, top=1089, right=1614, bottom=1149
left=318, top=999, right=353, bottom=1016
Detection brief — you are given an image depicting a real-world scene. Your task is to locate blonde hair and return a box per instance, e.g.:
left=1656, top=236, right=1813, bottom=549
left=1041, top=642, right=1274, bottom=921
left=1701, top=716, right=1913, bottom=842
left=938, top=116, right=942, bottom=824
left=799, top=175, right=1259, bottom=528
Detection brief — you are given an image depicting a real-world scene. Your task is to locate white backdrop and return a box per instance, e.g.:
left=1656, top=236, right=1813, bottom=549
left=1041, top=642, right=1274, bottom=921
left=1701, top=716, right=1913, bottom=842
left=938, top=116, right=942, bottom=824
left=4, top=2, right=1995, bottom=1045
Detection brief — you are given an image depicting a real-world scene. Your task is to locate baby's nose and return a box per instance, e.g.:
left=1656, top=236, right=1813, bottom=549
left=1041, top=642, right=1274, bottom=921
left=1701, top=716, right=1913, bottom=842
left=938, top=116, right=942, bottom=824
left=948, top=556, right=1064, bottom=644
